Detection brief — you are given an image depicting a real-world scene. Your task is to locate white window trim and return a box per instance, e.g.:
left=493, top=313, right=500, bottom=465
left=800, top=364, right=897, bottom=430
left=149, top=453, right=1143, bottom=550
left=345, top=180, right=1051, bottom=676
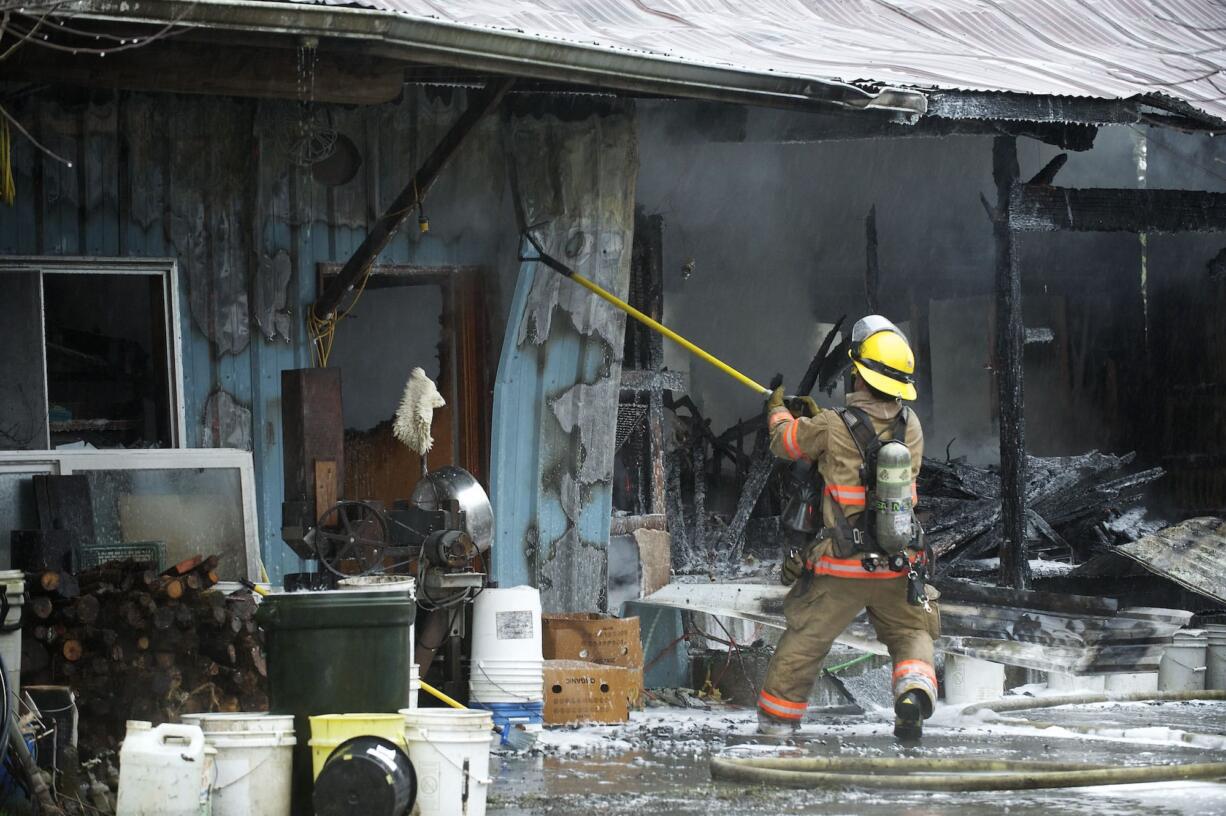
left=0, top=256, right=187, bottom=448
left=0, top=449, right=261, bottom=580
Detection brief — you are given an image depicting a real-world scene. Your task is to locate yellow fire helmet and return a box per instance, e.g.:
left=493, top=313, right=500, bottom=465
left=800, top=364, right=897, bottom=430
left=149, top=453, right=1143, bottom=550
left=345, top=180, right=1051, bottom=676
left=849, top=318, right=917, bottom=401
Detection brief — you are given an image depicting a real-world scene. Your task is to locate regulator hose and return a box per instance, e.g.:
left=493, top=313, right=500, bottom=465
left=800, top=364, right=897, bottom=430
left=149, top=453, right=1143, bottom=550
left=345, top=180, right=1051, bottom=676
left=709, top=755, right=1226, bottom=792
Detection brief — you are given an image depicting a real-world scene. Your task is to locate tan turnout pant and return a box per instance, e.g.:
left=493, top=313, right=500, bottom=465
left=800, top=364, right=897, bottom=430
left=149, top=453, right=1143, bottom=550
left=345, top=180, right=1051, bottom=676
left=757, top=572, right=940, bottom=723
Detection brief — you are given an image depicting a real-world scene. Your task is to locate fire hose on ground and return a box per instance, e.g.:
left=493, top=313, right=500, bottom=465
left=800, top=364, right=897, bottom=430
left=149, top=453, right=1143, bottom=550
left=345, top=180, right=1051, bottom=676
left=711, top=689, right=1226, bottom=791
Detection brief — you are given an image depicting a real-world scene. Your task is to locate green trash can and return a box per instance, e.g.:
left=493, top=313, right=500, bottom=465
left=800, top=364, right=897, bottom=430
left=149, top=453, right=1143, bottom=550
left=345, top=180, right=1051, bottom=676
left=257, top=587, right=416, bottom=816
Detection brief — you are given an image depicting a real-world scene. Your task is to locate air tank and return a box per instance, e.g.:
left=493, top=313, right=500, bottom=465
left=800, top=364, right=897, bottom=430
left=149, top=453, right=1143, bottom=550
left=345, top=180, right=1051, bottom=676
left=874, top=440, right=914, bottom=554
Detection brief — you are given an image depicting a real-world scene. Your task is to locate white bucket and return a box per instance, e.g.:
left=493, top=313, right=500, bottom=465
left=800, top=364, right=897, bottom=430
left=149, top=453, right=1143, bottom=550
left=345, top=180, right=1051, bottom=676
left=179, top=713, right=294, bottom=816
left=1046, top=672, right=1106, bottom=692
left=1205, top=624, right=1226, bottom=691
left=1104, top=672, right=1159, bottom=693
left=0, top=570, right=24, bottom=700
left=471, top=587, right=542, bottom=661
left=943, top=654, right=1005, bottom=705
left=470, top=588, right=543, bottom=706
left=1160, top=629, right=1208, bottom=692
left=401, top=708, right=494, bottom=816
left=117, top=721, right=212, bottom=816
left=409, top=663, right=421, bottom=709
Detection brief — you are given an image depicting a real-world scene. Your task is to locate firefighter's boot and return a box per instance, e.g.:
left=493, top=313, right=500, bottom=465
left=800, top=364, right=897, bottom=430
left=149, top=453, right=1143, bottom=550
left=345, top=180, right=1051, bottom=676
left=893, top=689, right=926, bottom=741
left=756, top=711, right=799, bottom=737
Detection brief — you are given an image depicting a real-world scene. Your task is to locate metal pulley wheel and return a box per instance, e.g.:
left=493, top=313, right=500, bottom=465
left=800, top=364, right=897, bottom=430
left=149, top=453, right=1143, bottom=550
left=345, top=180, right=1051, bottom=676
left=313, top=500, right=390, bottom=577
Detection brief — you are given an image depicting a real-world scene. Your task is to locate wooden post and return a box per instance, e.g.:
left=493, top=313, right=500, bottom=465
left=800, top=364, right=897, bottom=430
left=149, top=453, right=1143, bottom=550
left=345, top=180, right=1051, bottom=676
left=313, top=78, right=514, bottom=320
left=640, top=213, right=668, bottom=516
left=992, top=136, right=1032, bottom=590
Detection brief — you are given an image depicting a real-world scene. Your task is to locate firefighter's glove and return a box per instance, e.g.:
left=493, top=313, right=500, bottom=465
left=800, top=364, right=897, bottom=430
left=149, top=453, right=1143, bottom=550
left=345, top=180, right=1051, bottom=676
left=781, top=546, right=805, bottom=586
left=791, top=396, right=820, bottom=418
left=766, top=386, right=786, bottom=415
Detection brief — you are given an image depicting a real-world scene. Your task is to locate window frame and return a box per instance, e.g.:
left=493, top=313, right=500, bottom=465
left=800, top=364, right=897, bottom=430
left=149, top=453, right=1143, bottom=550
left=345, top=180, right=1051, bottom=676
left=0, top=448, right=261, bottom=579
left=0, top=256, right=187, bottom=448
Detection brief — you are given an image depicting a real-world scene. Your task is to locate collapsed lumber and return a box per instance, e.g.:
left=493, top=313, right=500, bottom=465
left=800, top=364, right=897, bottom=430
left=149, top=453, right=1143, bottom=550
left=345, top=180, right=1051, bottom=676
left=919, top=451, right=1163, bottom=566
left=21, top=556, right=266, bottom=756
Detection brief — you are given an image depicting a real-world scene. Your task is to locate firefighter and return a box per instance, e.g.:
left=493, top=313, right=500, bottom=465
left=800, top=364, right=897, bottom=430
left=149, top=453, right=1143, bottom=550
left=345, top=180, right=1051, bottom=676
left=756, top=316, right=939, bottom=741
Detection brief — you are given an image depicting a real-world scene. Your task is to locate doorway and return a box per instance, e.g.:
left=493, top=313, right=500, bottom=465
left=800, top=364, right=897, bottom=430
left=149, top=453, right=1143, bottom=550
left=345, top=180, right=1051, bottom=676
left=318, top=264, right=490, bottom=505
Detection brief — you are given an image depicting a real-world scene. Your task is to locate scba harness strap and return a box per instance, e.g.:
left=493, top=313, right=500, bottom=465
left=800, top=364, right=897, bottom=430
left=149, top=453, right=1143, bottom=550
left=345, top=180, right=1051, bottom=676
left=825, top=405, right=910, bottom=560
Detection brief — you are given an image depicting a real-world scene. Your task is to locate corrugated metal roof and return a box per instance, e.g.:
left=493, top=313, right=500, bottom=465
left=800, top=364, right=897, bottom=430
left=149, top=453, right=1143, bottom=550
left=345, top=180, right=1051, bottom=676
left=1118, top=517, right=1226, bottom=606
left=286, top=0, right=1226, bottom=123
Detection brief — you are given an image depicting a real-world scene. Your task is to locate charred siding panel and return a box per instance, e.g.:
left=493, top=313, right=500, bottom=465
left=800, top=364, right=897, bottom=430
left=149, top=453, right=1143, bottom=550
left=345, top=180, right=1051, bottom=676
left=1, top=88, right=518, bottom=579
left=490, top=110, right=637, bottom=613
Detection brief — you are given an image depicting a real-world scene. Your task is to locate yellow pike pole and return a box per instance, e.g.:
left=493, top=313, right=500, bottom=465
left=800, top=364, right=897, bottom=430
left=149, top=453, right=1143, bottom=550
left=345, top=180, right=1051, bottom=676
left=565, top=273, right=770, bottom=395
left=522, top=232, right=770, bottom=396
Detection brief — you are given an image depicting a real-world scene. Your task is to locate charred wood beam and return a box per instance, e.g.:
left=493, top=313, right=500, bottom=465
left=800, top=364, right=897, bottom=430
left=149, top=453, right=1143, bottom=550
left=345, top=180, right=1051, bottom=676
left=642, top=212, right=668, bottom=517
left=8, top=40, right=405, bottom=105
left=865, top=207, right=880, bottom=314
left=313, top=78, right=514, bottom=319
left=1009, top=185, right=1226, bottom=234
left=669, top=395, right=745, bottom=468
left=691, top=418, right=708, bottom=560
left=665, top=450, right=690, bottom=562
left=718, top=430, right=775, bottom=565
left=798, top=316, right=846, bottom=397
left=927, top=91, right=1139, bottom=125
left=619, top=369, right=687, bottom=394
left=738, top=108, right=1099, bottom=150
left=992, top=135, right=1031, bottom=591
left=1026, top=154, right=1068, bottom=186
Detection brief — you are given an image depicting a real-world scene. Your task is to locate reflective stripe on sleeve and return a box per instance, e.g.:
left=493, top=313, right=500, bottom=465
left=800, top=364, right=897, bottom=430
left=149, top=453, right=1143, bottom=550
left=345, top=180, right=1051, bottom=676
left=778, top=419, right=805, bottom=460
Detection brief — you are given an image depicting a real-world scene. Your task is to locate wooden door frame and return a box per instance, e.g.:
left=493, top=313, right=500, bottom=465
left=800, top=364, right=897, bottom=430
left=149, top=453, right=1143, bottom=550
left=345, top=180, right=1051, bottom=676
left=316, top=263, right=490, bottom=485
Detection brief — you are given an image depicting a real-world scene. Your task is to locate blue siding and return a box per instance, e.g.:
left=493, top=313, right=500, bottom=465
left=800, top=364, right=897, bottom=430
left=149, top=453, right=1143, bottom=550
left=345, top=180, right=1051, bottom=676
left=1, top=88, right=518, bottom=581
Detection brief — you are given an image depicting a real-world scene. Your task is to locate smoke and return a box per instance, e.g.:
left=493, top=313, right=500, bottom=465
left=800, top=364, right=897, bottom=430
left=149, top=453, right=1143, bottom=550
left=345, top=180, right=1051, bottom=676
left=635, top=102, right=1226, bottom=485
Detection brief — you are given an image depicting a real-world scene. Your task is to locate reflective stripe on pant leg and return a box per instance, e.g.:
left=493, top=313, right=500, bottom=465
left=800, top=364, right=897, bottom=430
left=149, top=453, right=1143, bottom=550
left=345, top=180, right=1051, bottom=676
left=892, top=658, right=938, bottom=705
left=757, top=690, right=806, bottom=721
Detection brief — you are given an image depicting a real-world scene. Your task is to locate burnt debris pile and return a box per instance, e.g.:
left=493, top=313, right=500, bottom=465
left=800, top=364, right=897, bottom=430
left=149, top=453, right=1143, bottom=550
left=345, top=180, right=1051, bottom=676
left=920, top=452, right=1165, bottom=570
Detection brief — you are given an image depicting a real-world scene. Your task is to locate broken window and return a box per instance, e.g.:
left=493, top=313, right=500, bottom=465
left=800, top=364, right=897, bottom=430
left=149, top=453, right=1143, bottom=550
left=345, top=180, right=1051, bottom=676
left=0, top=449, right=260, bottom=579
left=0, top=258, right=185, bottom=450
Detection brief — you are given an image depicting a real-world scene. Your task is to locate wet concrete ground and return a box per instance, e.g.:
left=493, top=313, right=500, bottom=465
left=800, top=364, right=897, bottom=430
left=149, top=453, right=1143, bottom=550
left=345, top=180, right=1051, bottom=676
left=486, top=702, right=1226, bottom=815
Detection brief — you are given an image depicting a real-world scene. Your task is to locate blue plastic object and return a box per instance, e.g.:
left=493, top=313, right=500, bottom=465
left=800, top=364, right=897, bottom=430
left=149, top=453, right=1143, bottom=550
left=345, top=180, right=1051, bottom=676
left=469, top=701, right=543, bottom=746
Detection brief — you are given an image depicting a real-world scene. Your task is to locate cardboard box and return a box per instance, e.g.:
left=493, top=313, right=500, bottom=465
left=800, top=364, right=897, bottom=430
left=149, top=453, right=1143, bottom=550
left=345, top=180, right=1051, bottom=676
left=543, top=660, right=640, bottom=724
left=542, top=613, right=644, bottom=669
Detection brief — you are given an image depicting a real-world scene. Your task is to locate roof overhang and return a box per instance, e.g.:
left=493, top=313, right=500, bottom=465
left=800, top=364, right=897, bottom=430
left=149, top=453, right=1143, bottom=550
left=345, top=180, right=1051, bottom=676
left=61, top=0, right=931, bottom=116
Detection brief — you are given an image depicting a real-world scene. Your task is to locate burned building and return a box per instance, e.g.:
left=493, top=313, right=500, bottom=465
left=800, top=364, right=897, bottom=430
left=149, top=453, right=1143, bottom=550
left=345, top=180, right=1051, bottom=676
left=2, top=0, right=1226, bottom=812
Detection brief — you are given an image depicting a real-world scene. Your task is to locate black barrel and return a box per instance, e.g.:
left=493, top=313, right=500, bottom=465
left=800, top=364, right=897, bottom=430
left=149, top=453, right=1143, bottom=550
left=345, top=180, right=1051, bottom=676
left=313, top=735, right=417, bottom=816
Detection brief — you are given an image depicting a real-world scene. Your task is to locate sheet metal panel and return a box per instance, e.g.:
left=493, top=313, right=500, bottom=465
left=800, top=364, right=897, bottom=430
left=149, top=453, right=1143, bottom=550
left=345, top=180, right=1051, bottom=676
left=290, top=0, right=1226, bottom=124
left=642, top=581, right=1191, bottom=674
left=1118, top=517, right=1226, bottom=606
left=490, top=110, right=638, bottom=612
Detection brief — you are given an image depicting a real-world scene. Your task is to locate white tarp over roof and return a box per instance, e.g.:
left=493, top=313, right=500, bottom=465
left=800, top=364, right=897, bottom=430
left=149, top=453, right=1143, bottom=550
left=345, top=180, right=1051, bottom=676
left=289, top=0, right=1226, bottom=123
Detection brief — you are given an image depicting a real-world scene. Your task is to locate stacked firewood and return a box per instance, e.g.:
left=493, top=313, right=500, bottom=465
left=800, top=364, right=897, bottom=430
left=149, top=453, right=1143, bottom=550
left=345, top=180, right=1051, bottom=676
left=20, top=555, right=268, bottom=755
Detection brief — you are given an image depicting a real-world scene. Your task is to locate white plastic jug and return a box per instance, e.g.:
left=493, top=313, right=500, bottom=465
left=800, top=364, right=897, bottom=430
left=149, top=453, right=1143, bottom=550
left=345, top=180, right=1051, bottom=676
left=117, top=721, right=212, bottom=816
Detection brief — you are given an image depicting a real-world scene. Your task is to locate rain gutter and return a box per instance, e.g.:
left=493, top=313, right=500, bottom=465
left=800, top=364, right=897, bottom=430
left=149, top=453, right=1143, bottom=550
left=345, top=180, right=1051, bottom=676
left=69, top=0, right=929, bottom=116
